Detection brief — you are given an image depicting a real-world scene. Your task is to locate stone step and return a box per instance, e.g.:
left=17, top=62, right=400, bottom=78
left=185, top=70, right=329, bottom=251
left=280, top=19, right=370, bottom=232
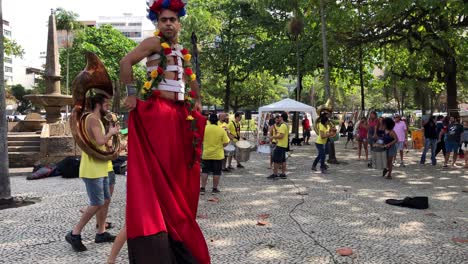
left=8, top=141, right=41, bottom=147
left=8, top=152, right=40, bottom=168
left=8, top=167, right=33, bottom=177
left=7, top=134, right=41, bottom=142
left=8, top=146, right=41, bottom=152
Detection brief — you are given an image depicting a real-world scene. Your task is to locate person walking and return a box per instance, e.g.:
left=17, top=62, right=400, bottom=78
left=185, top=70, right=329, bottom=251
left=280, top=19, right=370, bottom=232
left=367, top=111, right=379, bottom=146
left=435, top=115, right=446, bottom=158
left=119, top=2, right=210, bottom=261
left=345, top=120, right=355, bottom=149
left=302, top=115, right=312, bottom=145
left=312, top=114, right=332, bottom=174
left=393, top=114, right=408, bottom=167
left=267, top=112, right=289, bottom=179
left=420, top=116, right=438, bottom=165
left=382, top=117, right=398, bottom=179
left=440, top=116, right=464, bottom=168
left=65, top=94, right=119, bottom=252
left=357, top=117, right=369, bottom=161
left=200, top=114, right=230, bottom=194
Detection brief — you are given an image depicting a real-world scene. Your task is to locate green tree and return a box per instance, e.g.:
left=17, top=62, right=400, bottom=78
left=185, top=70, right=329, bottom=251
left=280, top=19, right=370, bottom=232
left=55, top=7, right=83, bottom=97
left=3, top=38, right=24, bottom=58
left=59, top=25, right=146, bottom=98
left=340, top=0, right=467, bottom=116
left=10, top=84, right=32, bottom=114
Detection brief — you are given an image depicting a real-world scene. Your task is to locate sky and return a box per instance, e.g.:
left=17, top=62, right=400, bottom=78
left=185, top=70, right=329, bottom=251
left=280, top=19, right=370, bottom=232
left=3, top=0, right=155, bottom=67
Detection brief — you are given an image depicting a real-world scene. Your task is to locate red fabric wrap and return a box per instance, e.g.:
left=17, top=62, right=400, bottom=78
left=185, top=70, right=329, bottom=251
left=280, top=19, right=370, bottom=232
left=126, top=97, right=210, bottom=264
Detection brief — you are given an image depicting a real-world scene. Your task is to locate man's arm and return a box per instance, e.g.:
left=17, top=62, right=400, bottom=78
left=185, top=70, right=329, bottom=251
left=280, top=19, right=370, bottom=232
left=120, top=37, right=160, bottom=110
left=88, top=118, right=119, bottom=146
left=188, top=77, right=202, bottom=112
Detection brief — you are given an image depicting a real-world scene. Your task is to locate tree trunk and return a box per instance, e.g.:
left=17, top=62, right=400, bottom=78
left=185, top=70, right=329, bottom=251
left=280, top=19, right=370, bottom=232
left=445, top=56, right=458, bottom=117
left=359, top=45, right=365, bottom=111
left=191, top=32, right=201, bottom=89
left=319, top=0, right=330, bottom=98
left=224, top=73, right=231, bottom=112
left=112, top=80, right=121, bottom=114
left=0, top=0, right=12, bottom=201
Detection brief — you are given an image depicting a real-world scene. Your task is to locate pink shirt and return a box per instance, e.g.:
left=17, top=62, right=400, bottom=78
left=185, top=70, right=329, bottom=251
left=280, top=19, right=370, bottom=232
left=393, top=121, right=407, bottom=142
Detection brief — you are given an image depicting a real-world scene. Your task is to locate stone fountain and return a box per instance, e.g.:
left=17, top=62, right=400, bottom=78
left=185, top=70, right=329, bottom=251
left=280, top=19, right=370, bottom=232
left=25, top=10, right=73, bottom=122
left=12, top=10, right=77, bottom=166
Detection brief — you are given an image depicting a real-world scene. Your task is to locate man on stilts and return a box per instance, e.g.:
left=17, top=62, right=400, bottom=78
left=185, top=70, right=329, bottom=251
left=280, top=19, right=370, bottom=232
left=119, top=0, right=210, bottom=263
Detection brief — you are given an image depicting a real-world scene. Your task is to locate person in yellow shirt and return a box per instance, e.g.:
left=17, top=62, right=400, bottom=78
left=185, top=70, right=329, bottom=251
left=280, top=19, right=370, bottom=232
left=267, top=112, right=289, bottom=180
left=268, top=115, right=280, bottom=169
left=226, top=112, right=244, bottom=169
left=201, top=114, right=230, bottom=194
left=312, top=114, right=333, bottom=173
left=66, top=94, right=120, bottom=252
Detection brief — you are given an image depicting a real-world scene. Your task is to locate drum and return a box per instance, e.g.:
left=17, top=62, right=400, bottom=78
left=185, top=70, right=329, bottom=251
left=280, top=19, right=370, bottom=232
left=371, top=146, right=387, bottom=170
left=235, top=140, right=252, bottom=162
left=257, top=144, right=271, bottom=154
left=224, top=143, right=236, bottom=157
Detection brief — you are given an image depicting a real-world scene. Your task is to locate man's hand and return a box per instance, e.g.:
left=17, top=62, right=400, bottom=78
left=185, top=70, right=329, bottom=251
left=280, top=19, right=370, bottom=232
left=124, top=96, right=137, bottom=111
left=109, top=125, right=120, bottom=136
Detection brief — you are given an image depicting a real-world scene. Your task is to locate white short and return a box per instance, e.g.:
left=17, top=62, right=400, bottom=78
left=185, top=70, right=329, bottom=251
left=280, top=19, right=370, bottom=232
left=396, top=141, right=405, bottom=150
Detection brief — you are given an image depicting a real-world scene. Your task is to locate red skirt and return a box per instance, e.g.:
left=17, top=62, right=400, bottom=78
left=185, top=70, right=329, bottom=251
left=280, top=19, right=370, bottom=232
left=126, top=97, right=210, bottom=264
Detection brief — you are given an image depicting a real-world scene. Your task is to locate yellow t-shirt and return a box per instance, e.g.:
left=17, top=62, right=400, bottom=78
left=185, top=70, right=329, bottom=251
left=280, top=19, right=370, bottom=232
left=271, top=124, right=278, bottom=144
left=79, top=115, right=112, bottom=179
left=316, top=123, right=329, bottom=144
left=202, top=124, right=230, bottom=160
left=276, top=123, right=289, bottom=148
left=227, top=121, right=240, bottom=142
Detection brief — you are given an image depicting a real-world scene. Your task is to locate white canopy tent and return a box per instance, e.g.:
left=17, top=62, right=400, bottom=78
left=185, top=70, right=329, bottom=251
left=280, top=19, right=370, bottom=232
left=257, top=98, right=317, bottom=143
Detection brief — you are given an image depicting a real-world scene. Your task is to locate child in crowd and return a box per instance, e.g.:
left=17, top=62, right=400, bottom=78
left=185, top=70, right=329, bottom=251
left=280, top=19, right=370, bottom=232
left=345, top=121, right=355, bottom=149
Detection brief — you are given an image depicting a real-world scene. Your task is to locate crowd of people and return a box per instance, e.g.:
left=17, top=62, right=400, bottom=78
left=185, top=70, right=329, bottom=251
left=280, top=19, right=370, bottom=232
left=338, top=112, right=468, bottom=179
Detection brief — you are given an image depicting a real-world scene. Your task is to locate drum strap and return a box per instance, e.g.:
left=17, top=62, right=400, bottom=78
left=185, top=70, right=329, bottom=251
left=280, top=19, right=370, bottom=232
left=232, top=121, right=240, bottom=140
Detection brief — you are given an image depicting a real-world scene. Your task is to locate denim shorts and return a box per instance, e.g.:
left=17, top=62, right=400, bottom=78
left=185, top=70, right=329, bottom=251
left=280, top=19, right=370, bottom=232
left=82, top=177, right=110, bottom=206
left=108, top=171, right=116, bottom=186
left=387, top=144, right=397, bottom=157
left=395, top=141, right=405, bottom=150
left=445, top=141, right=459, bottom=153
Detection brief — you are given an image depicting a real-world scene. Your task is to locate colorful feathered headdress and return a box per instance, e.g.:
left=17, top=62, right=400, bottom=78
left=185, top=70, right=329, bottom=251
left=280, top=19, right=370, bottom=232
left=147, top=0, right=187, bottom=22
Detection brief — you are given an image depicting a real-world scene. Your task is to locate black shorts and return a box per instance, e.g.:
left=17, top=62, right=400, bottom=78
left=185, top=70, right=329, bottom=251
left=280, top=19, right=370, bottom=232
left=303, top=130, right=311, bottom=137
left=201, top=160, right=222, bottom=175
left=272, top=146, right=287, bottom=163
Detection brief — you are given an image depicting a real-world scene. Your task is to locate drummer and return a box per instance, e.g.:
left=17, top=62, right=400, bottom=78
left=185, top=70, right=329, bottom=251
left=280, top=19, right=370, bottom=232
left=201, top=114, right=231, bottom=195
left=267, top=112, right=289, bottom=180
left=227, top=112, right=245, bottom=169
left=218, top=113, right=232, bottom=172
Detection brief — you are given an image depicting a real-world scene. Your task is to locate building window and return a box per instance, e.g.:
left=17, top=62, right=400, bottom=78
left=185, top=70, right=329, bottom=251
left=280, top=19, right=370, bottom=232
left=3, top=20, right=9, bottom=27
left=128, top=22, right=142, bottom=26
left=4, top=57, right=12, bottom=64
left=5, top=66, right=13, bottom=73
left=122, top=32, right=141, bottom=38
left=110, top=22, right=126, bottom=27
left=3, top=29, right=11, bottom=37
left=5, top=76, right=12, bottom=83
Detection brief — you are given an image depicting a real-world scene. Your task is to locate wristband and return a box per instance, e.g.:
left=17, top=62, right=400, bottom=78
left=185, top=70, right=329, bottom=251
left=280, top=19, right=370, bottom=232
left=126, top=84, right=138, bottom=96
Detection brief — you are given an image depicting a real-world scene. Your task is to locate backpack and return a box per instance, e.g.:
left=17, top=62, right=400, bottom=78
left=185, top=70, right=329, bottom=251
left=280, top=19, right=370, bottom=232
left=56, top=156, right=81, bottom=178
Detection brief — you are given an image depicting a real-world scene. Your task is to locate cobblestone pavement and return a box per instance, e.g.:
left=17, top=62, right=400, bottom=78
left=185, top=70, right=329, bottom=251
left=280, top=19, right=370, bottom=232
left=1, top=140, right=467, bottom=264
